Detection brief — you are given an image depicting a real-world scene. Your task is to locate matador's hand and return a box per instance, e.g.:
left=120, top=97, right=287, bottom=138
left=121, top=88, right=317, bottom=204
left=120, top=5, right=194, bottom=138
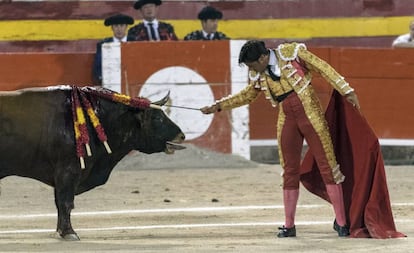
left=200, top=104, right=221, bottom=114
left=345, top=92, right=360, bottom=109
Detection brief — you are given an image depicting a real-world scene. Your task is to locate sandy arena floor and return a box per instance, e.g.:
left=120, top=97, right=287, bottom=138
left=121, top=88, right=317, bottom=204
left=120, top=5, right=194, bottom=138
left=0, top=146, right=412, bottom=253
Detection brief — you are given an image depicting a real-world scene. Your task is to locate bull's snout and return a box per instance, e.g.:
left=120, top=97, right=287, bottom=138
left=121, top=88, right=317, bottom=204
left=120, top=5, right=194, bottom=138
left=176, top=132, right=185, bottom=143
left=165, top=132, right=186, bottom=154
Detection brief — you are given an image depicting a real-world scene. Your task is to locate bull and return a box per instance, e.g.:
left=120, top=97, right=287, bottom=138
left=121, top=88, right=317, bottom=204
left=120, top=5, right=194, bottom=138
left=0, top=86, right=185, bottom=240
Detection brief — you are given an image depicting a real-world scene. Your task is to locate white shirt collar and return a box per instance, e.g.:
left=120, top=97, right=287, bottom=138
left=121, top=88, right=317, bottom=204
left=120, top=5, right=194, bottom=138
left=113, top=36, right=128, bottom=43
left=202, top=30, right=214, bottom=40
left=267, top=50, right=281, bottom=77
left=144, top=19, right=159, bottom=27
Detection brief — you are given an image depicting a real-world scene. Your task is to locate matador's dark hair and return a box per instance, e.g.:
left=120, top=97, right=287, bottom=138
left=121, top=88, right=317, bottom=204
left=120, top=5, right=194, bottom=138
left=238, top=40, right=269, bottom=64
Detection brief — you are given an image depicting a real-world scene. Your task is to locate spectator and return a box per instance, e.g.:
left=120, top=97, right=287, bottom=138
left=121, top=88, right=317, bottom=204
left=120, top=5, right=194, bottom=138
left=392, top=19, right=414, bottom=48
left=128, top=0, right=178, bottom=41
left=93, top=13, right=135, bottom=85
left=184, top=6, right=229, bottom=40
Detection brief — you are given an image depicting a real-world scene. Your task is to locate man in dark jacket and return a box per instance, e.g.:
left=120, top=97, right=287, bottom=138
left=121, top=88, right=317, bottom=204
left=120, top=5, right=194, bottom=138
left=93, top=13, right=135, bottom=85
left=128, top=0, right=178, bottom=41
left=184, top=6, right=229, bottom=41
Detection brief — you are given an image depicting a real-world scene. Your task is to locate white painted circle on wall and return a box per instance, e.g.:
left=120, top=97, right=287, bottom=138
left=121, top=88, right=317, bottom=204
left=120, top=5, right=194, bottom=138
left=138, top=66, right=215, bottom=140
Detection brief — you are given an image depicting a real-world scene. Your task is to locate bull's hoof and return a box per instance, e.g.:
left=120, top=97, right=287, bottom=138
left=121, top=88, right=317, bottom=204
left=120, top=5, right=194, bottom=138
left=62, top=233, right=80, bottom=241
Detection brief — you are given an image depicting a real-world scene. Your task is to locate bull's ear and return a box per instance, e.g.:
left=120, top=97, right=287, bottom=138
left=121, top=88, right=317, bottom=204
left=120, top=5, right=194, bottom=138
left=152, top=91, right=170, bottom=106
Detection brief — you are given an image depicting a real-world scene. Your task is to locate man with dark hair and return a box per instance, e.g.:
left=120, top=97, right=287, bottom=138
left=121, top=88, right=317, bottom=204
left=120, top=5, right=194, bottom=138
left=128, top=0, right=178, bottom=41
left=184, top=6, right=229, bottom=40
left=201, top=40, right=360, bottom=238
left=93, top=13, right=135, bottom=85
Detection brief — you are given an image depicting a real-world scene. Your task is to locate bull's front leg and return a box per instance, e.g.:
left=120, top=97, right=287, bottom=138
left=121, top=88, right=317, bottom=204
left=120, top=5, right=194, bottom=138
left=54, top=169, right=80, bottom=241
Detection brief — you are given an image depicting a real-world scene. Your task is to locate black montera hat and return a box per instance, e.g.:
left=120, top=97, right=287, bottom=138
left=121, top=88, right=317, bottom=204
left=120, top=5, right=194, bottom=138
left=104, top=14, right=134, bottom=26
left=134, top=0, right=162, bottom=10
left=197, top=6, right=223, bottom=20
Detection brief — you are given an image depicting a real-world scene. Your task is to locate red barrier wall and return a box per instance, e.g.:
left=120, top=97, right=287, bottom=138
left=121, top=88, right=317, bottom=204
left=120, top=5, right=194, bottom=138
left=0, top=53, right=94, bottom=90
left=1, top=44, right=414, bottom=153
left=249, top=47, right=414, bottom=140
left=121, top=41, right=232, bottom=153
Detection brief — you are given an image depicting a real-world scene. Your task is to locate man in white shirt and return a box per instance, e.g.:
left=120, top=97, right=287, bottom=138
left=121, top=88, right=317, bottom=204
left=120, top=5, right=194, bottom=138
left=392, top=19, right=414, bottom=48
left=93, top=14, right=135, bottom=85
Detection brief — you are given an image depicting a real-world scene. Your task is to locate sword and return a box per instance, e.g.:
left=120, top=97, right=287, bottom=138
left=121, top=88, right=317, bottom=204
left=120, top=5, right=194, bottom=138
left=150, top=104, right=201, bottom=111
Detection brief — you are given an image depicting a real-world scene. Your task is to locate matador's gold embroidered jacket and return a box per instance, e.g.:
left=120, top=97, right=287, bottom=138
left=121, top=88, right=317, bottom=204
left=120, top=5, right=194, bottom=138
left=215, top=43, right=354, bottom=110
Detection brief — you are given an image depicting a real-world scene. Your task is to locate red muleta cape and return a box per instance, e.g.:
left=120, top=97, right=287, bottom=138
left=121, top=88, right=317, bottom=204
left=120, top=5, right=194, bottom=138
left=300, top=90, right=406, bottom=239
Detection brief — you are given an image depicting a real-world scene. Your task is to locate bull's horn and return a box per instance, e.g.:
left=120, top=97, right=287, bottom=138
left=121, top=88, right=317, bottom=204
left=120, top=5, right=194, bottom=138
left=152, top=91, right=170, bottom=106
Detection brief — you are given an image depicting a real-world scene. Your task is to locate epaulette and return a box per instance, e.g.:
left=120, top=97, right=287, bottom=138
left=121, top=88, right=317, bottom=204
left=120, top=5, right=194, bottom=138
left=276, top=43, right=307, bottom=61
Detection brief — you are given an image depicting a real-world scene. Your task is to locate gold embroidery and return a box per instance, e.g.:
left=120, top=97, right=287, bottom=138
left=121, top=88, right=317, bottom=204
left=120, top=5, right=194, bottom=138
left=297, top=48, right=354, bottom=95
left=277, top=106, right=287, bottom=188
left=276, top=43, right=306, bottom=61
left=299, top=87, right=338, bottom=171
left=332, top=164, right=345, bottom=184
left=217, top=81, right=260, bottom=110
left=277, top=107, right=286, bottom=168
left=218, top=42, right=354, bottom=117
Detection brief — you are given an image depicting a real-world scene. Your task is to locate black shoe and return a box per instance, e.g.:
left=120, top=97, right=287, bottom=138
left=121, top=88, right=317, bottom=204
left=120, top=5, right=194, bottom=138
left=277, top=225, right=296, bottom=238
left=333, top=219, right=350, bottom=237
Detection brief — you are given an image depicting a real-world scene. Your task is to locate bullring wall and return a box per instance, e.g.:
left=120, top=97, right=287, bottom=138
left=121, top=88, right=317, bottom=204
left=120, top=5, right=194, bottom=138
left=1, top=0, right=414, bottom=163
left=1, top=41, right=414, bottom=164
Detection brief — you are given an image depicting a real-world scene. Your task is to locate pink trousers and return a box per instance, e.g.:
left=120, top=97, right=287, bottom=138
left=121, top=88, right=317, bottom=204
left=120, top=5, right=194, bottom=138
left=277, top=91, right=340, bottom=189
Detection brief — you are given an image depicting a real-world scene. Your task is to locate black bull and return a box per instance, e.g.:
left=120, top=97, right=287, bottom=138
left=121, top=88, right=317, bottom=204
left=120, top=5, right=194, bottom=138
left=0, top=86, right=185, bottom=240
